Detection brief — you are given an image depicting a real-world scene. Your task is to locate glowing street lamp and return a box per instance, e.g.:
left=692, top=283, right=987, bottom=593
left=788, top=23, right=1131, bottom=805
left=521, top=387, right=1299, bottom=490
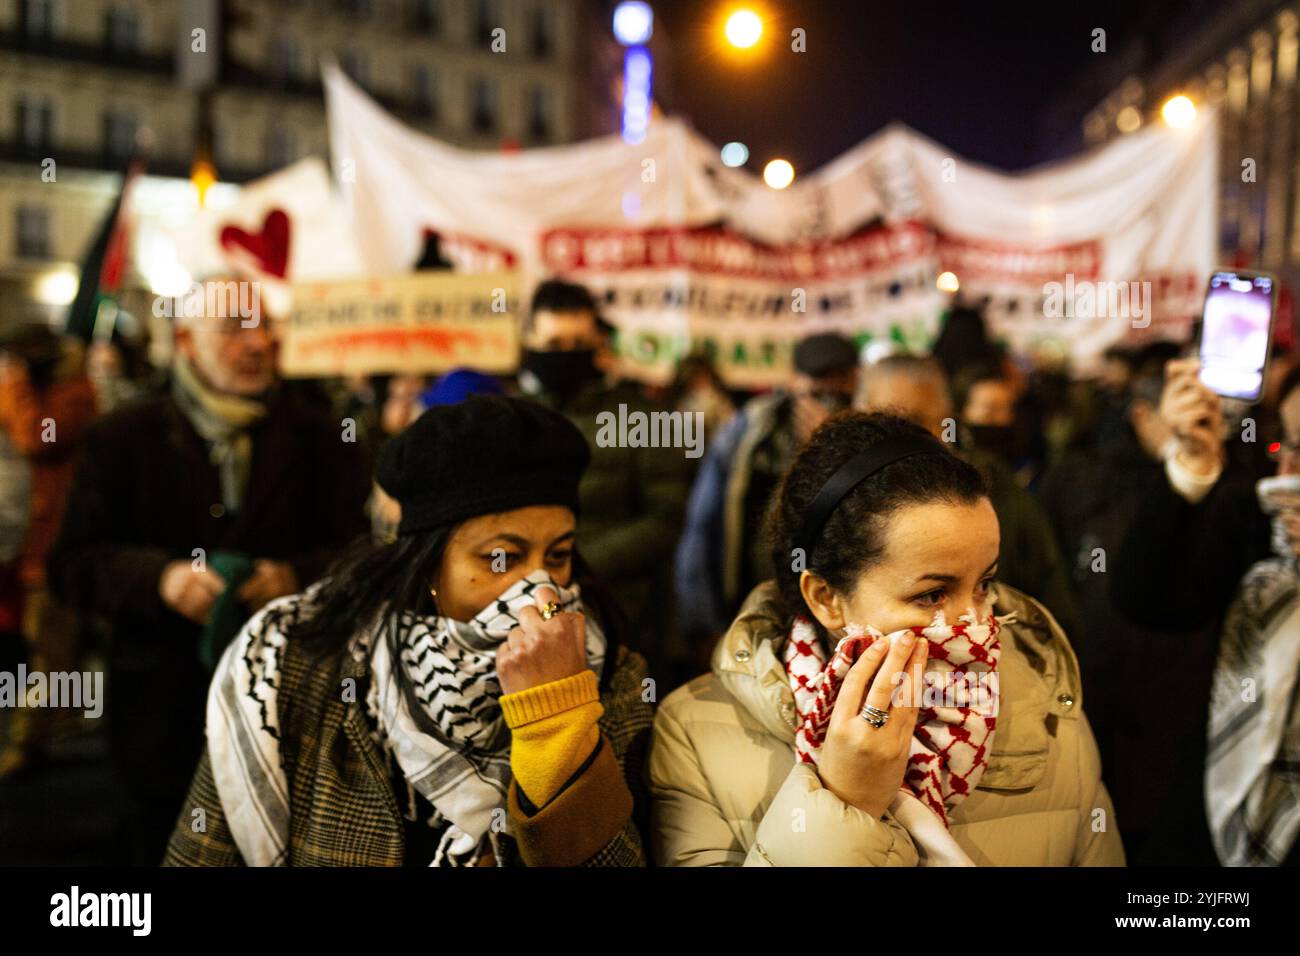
left=33, top=268, right=79, bottom=306
left=724, top=9, right=763, bottom=49
left=1161, top=94, right=1196, bottom=128
left=613, top=2, right=654, bottom=144
left=612, top=2, right=653, bottom=45
left=190, top=156, right=217, bottom=208
left=622, top=47, right=652, bottom=144
left=720, top=141, right=749, bottom=167
left=763, top=158, right=794, bottom=189
left=1115, top=105, right=1142, bottom=134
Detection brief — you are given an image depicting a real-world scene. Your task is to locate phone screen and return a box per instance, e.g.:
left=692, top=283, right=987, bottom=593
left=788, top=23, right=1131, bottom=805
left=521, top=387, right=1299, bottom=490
left=1199, top=271, right=1275, bottom=402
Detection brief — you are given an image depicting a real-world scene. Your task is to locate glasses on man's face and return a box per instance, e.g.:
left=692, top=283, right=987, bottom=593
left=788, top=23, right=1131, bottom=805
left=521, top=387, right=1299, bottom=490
left=1267, top=438, right=1300, bottom=462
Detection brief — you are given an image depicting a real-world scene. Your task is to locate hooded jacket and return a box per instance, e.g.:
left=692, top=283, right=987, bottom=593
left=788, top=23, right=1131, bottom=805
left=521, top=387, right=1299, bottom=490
left=649, top=581, right=1125, bottom=866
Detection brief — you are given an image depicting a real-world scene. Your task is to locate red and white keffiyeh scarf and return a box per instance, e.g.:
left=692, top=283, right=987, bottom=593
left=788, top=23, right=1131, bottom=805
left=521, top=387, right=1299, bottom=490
left=783, top=605, right=1013, bottom=865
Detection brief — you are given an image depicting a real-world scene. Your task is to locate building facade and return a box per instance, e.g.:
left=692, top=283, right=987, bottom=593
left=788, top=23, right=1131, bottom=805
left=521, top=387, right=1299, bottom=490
left=1080, top=0, right=1300, bottom=289
left=0, top=0, right=606, bottom=324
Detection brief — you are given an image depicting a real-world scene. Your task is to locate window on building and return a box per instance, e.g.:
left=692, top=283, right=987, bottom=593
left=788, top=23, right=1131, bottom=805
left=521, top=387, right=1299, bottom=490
left=531, top=5, right=554, bottom=58
left=341, top=50, right=369, bottom=89
left=414, top=0, right=442, bottom=35
left=103, top=110, right=137, bottom=159
left=211, top=121, right=228, bottom=169
left=474, top=0, right=500, bottom=49
left=23, top=0, right=56, bottom=39
left=105, top=5, right=140, bottom=55
left=412, top=65, right=439, bottom=121
left=15, top=97, right=55, bottom=151
left=269, top=35, right=299, bottom=83
left=470, top=77, right=497, bottom=134
left=528, top=85, right=552, bottom=142
left=266, top=126, right=297, bottom=169
left=16, top=205, right=50, bottom=259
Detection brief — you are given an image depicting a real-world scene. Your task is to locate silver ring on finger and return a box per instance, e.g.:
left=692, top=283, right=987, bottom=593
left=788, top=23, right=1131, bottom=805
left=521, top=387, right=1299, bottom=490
left=860, top=703, right=889, bottom=728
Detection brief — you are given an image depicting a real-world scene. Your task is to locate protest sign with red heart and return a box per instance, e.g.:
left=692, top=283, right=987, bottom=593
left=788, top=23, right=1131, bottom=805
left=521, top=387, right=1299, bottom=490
left=220, top=208, right=291, bottom=278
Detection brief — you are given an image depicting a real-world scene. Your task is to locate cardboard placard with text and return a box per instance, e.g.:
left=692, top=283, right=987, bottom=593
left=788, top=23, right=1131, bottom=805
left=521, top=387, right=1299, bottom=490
left=281, top=271, right=518, bottom=377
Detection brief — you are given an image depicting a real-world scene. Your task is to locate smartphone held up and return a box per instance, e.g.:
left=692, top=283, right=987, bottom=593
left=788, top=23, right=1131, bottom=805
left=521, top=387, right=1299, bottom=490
left=1198, top=270, right=1278, bottom=404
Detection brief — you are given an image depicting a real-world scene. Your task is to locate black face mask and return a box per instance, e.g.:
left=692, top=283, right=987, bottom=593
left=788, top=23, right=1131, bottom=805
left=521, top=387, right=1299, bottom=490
left=520, top=348, right=600, bottom=397
left=965, top=424, right=1018, bottom=461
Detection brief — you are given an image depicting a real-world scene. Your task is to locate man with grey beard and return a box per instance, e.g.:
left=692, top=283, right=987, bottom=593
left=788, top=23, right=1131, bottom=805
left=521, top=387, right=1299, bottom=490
left=47, top=278, right=369, bottom=864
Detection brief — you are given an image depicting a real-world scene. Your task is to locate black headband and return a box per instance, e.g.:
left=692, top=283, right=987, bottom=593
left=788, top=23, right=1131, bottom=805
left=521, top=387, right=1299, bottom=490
left=795, top=434, right=949, bottom=558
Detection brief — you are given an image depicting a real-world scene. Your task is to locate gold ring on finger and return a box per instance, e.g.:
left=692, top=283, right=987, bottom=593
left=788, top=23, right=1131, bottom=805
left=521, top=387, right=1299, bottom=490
left=538, top=601, right=561, bottom=621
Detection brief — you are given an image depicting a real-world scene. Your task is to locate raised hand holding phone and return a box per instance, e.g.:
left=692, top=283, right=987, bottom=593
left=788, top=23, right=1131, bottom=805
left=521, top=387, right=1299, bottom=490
left=1198, top=270, right=1277, bottom=404
left=1162, top=356, right=1226, bottom=478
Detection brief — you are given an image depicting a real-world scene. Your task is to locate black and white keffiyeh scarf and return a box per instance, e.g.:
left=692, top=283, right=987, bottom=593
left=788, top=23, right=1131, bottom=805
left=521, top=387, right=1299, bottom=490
left=206, top=570, right=606, bottom=867
left=1207, top=474, right=1300, bottom=866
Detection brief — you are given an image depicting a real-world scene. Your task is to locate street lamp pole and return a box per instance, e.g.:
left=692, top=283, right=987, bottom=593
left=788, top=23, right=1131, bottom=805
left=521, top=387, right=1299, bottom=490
left=613, top=2, right=654, bottom=144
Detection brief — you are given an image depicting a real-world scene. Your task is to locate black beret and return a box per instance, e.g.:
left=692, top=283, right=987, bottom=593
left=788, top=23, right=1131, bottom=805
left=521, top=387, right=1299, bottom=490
left=793, top=333, right=859, bottom=377
left=377, top=395, right=591, bottom=536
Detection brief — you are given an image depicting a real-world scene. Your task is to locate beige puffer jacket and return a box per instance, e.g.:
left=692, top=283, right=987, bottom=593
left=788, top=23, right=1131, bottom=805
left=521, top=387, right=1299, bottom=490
left=649, top=582, right=1126, bottom=866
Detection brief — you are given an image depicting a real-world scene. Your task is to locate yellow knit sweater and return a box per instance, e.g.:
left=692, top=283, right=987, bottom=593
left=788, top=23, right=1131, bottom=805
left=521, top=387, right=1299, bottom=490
left=499, top=669, right=603, bottom=807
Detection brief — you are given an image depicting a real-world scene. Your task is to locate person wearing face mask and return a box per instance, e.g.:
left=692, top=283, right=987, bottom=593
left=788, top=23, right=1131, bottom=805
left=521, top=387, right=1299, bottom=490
left=164, top=395, right=652, bottom=866
left=953, top=363, right=1020, bottom=465
left=516, top=280, right=689, bottom=675
left=675, top=333, right=860, bottom=647
left=1113, top=357, right=1300, bottom=866
left=954, top=359, right=1064, bottom=491
left=858, top=354, right=1080, bottom=649
left=650, top=411, right=1124, bottom=866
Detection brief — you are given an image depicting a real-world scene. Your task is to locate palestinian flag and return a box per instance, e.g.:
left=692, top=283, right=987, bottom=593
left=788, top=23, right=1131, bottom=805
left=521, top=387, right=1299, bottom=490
left=62, top=157, right=143, bottom=342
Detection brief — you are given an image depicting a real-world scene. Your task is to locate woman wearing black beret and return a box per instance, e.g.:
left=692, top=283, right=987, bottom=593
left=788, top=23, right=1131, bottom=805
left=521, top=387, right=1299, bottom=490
left=164, top=395, right=652, bottom=866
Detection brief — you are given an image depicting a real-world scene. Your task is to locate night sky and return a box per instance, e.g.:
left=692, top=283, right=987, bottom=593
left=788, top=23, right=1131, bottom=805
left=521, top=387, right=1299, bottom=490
left=651, top=0, right=1213, bottom=176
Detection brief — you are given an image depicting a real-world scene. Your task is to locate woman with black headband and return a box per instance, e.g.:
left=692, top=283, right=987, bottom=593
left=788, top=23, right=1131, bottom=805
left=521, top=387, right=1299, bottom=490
left=649, top=411, right=1123, bottom=866
left=164, top=396, right=652, bottom=866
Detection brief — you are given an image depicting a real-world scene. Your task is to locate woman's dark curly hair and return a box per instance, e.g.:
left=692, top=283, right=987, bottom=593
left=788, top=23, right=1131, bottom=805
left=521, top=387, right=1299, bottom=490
left=766, top=411, right=990, bottom=642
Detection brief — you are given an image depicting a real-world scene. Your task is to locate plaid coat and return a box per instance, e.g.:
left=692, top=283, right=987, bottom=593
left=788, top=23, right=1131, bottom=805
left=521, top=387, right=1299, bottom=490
left=163, top=632, right=653, bottom=867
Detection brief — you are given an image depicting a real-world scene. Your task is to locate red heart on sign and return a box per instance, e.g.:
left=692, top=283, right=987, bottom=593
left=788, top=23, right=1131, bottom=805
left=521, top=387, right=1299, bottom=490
left=220, top=208, right=291, bottom=278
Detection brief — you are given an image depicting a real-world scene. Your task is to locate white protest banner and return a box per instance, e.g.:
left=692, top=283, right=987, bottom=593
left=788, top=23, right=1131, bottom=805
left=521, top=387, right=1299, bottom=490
left=281, top=271, right=518, bottom=377
left=882, top=121, right=1217, bottom=370
left=171, top=156, right=366, bottom=317
left=324, top=64, right=1216, bottom=385
left=536, top=220, right=944, bottom=387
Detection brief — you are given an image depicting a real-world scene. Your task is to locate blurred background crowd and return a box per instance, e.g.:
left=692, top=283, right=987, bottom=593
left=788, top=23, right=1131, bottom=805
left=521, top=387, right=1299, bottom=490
left=4, top=0, right=1300, bottom=870
left=1, top=275, right=1298, bottom=868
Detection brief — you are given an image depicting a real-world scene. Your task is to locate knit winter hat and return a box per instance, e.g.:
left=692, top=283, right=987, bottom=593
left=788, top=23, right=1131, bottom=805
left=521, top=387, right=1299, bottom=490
left=377, top=394, right=591, bottom=536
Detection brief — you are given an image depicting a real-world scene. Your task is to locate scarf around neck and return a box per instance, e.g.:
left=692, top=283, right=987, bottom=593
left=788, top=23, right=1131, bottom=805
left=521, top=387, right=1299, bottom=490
left=1206, top=474, right=1300, bottom=865
left=171, top=355, right=268, bottom=512
left=207, top=570, right=606, bottom=867
left=783, top=604, right=1013, bottom=866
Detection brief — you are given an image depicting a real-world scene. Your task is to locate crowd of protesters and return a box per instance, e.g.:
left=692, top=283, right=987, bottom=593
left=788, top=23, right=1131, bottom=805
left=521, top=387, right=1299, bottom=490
left=1, top=274, right=1298, bottom=868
